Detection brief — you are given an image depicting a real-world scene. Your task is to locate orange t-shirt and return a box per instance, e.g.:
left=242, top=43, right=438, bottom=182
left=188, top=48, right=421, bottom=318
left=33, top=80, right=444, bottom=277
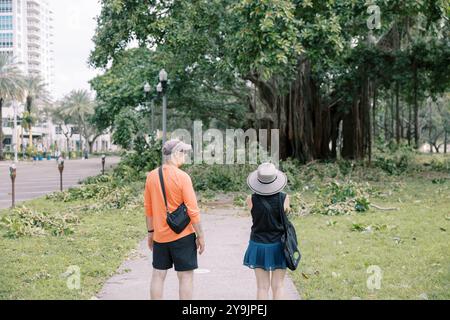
left=144, top=165, right=201, bottom=243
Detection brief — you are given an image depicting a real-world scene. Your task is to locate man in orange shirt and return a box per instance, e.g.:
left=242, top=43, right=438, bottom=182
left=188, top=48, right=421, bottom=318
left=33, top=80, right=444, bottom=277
left=144, top=139, right=205, bottom=300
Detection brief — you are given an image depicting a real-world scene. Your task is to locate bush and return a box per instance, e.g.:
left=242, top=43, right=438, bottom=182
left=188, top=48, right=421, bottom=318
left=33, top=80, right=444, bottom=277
left=47, top=177, right=142, bottom=210
left=47, top=183, right=112, bottom=202
left=311, top=181, right=373, bottom=216
left=429, top=157, right=450, bottom=173
left=114, top=136, right=162, bottom=182
left=185, top=164, right=255, bottom=192
left=289, top=192, right=310, bottom=216
left=373, top=144, right=416, bottom=175
left=0, top=207, right=79, bottom=238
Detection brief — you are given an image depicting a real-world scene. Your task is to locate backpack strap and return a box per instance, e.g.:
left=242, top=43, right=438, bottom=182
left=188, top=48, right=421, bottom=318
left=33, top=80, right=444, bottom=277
left=158, top=167, right=169, bottom=215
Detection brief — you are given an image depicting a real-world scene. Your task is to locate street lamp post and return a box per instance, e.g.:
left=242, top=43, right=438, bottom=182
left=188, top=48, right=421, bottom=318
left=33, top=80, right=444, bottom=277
left=58, top=157, right=64, bottom=192
left=159, top=69, right=168, bottom=148
left=144, top=82, right=154, bottom=134
left=102, top=154, right=106, bottom=175
left=9, top=164, right=16, bottom=208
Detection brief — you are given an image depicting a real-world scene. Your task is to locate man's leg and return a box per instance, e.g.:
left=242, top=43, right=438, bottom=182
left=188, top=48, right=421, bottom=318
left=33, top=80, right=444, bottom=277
left=177, top=271, right=194, bottom=300
left=151, top=269, right=168, bottom=300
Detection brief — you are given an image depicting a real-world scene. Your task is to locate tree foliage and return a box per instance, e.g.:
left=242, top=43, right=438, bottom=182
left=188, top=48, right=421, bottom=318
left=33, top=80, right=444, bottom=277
left=89, top=0, right=450, bottom=159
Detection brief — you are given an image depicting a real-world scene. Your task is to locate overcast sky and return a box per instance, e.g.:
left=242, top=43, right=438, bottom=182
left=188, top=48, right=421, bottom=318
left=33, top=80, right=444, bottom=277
left=48, top=0, right=102, bottom=100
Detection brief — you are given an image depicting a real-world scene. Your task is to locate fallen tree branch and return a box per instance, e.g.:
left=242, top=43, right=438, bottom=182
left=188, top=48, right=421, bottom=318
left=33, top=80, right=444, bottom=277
left=371, top=204, right=399, bottom=211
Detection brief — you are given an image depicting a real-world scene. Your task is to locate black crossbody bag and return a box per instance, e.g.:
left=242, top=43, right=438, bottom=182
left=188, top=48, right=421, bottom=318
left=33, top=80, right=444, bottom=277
left=158, top=167, right=191, bottom=234
left=260, top=193, right=301, bottom=271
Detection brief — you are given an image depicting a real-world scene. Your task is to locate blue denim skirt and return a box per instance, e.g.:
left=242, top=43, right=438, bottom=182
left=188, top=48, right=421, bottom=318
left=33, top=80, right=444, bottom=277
left=243, top=240, right=287, bottom=271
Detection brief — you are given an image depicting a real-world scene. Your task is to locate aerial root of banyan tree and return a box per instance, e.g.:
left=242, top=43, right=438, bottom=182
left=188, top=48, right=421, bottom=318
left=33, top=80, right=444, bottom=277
left=251, top=59, right=372, bottom=163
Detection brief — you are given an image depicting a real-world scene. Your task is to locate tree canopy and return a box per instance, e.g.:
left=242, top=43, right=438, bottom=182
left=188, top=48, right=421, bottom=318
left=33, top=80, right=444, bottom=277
left=89, top=0, right=450, bottom=161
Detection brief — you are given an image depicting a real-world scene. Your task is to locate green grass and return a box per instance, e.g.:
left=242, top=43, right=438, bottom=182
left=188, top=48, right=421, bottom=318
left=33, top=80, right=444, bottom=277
left=0, top=154, right=449, bottom=300
left=0, top=197, right=146, bottom=300
left=291, top=174, right=450, bottom=300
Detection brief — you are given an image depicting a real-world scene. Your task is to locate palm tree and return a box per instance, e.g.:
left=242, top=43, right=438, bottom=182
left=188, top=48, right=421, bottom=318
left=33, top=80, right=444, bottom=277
left=61, top=90, right=94, bottom=153
left=23, top=75, right=50, bottom=147
left=0, top=54, right=24, bottom=160
left=50, top=102, right=76, bottom=156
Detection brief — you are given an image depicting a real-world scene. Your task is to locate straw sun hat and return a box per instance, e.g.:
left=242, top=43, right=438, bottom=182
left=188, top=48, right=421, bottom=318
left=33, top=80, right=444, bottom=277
left=247, top=163, right=287, bottom=196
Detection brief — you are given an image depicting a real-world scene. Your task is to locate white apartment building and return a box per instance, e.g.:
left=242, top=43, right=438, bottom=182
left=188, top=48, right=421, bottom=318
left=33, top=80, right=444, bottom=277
left=1, top=0, right=54, bottom=153
left=1, top=0, right=118, bottom=157
left=0, top=0, right=54, bottom=90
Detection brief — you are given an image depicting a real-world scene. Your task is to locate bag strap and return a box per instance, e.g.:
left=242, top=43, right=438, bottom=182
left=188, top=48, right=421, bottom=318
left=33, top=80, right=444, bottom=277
left=158, top=167, right=169, bottom=214
left=277, top=193, right=289, bottom=234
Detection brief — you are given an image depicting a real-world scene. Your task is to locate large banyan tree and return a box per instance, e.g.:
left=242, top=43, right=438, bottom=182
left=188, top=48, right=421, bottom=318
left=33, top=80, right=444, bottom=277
left=90, top=0, right=449, bottom=162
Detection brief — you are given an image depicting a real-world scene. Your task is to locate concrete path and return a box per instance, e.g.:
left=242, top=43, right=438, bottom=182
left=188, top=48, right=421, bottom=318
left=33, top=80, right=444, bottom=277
left=0, top=157, right=120, bottom=209
left=97, top=207, right=301, bottom=300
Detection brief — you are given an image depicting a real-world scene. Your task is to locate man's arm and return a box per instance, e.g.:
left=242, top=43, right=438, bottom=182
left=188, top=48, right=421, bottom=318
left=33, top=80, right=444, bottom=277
left=144, top=175, right=154, bottom=250
left=146, top=216, right=155, bottom=250
left=192, top=222, right=205, bottom=255
left=182, top=173, right=205, bottom=254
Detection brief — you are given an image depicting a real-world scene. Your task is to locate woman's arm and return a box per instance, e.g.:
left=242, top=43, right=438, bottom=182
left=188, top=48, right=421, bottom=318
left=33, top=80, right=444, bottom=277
left=284, top=194, right=291, bottom=214
left=246, top=195, right=253, bottom=210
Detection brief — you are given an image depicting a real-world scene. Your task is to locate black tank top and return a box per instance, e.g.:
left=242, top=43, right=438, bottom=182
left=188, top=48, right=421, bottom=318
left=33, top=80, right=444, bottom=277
left=250, top=192, right=286, bottom=244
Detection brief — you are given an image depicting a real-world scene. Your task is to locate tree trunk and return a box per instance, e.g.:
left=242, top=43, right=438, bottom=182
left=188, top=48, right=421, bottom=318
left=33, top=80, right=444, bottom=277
left=0, top=98, right=3, bottom=161
left=79, top=131, right=83, bottom=154
left=27, top=97, right=33, bottom=149
left=66, top=137, right=70, bottom=156
left=413, top=64, right=420, bottom=149
left=429, top=102, right=433, bottom=153
left=367, top=79, right=372, bottom=165
left=395, top=82, right=401, bottom=145
left=407, top=102, right=412, bottom=146
left=384, top=99, right=389, bottom=141
left=444, top=130, right=448, bottom=154
left=251, top=59, right=332, bottom=163
left=400, top=101, right=405, bottom=140
left=251, top=59, right=371, bottom=162
left=390, top=89, right=395, bottom=142
left=341, top=84, right=369, bottom=160
left=372, top=84, right=377, bottom=142
left=89, top=141, right=94, bottom=154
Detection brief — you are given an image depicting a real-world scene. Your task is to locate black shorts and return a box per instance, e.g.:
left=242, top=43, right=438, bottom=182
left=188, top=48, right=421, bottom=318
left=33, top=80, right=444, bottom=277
left=153, top=233, right=198, bottom=272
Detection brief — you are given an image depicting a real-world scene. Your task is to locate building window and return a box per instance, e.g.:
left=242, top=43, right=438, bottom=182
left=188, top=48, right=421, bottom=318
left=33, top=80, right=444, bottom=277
left=0, top=0, right=12, bottom=13
left=0, top=16, right=13, bottom=30
left=0, top=33, right=13, bottom=48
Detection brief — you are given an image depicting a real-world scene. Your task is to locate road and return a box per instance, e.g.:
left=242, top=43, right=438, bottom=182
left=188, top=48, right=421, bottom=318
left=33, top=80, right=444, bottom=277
left=0, top=157, right=120, bottom=209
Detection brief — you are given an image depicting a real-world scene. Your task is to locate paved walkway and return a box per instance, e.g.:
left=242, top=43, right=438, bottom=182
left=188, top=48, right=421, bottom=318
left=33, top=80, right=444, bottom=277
left=0, top=157, right=120, bottom=209
left=97, top=207, right=301, bottom=300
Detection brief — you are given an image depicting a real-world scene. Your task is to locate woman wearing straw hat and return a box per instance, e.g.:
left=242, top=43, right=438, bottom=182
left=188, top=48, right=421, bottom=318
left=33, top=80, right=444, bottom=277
left=244, top=162, right=290, bottom=300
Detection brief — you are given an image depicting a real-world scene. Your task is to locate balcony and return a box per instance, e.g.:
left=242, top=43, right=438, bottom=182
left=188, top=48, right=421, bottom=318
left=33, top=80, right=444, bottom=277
left=28, top=48, right=40, bottom=56
left=28, top=42, right=40, bottom=50
left=27, top=3, right=41, bottom=16
left=27, top=28, right=41, bottom=37
left=27, top=36, right=40, bottom=45
left=27, top=15, right=40, bottom=23
left=28, top=24, right=40, bottom=32
left=28, top=57, right=40, bottom=65
left=28, top=67, right=41, bottom=75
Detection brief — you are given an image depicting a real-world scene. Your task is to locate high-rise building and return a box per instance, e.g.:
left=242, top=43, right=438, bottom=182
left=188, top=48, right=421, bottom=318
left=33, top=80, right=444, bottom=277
left=1, top=0, right=55, bottom=155
left=0, top=0, right=55, bottom=94
left=1, top=1, right=118, bottom=157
